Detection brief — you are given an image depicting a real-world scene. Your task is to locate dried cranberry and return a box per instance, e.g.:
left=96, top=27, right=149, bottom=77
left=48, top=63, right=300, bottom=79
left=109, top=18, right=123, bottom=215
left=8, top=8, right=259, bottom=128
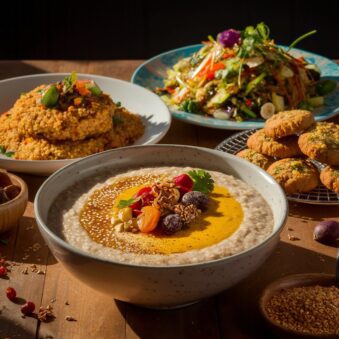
left=129, top=199, right=142, bottom=210
left=173, top=174, right=193, bottom=190
left=178, top=185, right=192, bottom=197
left=141, top=192, right=155, bottom=206
left=21, top=301, right=35, bottom=315
left=6, top=287, right=16, bottom=301
left=132, top=209, right=142, bottom=217
left=0, top=266, right=7, bottom=277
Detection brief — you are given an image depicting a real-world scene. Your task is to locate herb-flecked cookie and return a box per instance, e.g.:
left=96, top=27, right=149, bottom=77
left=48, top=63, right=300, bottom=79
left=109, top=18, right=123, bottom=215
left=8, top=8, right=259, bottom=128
left=264, top=110, right=315, bottom=139
left=247, top=129, right=302, bottom=158
left=267, top=158, right=319, bottom=194
left=320, top=166, right=339, bottom=194
left=236, top=148, right=274, bottom=170
left=298, top=122, right=339, bottom=166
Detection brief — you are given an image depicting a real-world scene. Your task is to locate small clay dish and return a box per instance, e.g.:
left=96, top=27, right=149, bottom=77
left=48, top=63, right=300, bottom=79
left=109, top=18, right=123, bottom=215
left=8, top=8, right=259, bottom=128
left=260, top=273, right=337, bottom=339
left=0, top=171, right=28, bottom=233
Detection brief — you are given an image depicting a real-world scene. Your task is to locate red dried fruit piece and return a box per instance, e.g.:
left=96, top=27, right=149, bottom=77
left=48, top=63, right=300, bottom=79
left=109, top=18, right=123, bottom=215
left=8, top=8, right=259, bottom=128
left=174, top=174, right=194, bottom=190
left=178, top=185, right=192, bottom=197
left=132, top=209, right=142, bottom=217
left=135, top=187, right=152, bottom=197
left=6, top=287, right=16, bottom=301
left=129, top=199, right=142, bottom=210
left=21, top=301, right=35, bottom=315
left=0, top=266, right=7, bottom=277
left=141, top=192, right=155, bottom=206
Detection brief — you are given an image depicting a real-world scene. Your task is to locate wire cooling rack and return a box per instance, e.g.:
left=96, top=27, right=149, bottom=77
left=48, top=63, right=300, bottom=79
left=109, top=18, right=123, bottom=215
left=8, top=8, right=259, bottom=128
left=216, top=129, right=339, bottom=205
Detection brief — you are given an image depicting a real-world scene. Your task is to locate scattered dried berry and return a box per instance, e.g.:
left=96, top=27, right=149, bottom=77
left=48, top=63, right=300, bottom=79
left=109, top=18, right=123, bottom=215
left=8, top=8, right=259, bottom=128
left=6, top=287, right=16, bottom=301
left=182, top=191, right=209, bottom=211
left=0, top=265, right=7, bottom=277
left=161, top=214, right=184, bottom=234
left=21, top=301, right=35, bottom=315
left=313, top=220, right=339, bottom=245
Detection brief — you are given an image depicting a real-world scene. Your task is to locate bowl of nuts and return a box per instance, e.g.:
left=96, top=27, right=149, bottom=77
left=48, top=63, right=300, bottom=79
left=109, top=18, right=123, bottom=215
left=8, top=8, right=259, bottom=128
left=0, top=170, right=28, bottom=233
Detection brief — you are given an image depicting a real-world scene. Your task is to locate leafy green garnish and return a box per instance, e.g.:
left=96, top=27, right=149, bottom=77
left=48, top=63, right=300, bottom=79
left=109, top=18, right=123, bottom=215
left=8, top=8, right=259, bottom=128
left=0, top=145, right=5, bottom=153
left=4, top=152, right=14, bottom=158
left=117, top=198, right=137, bottom=208
left=188, top=169, right=214, bottom=194
left=63, top=72, right=77, bottom=93
left=86, top=82, right=102, bottom=96
left=116, top=101, right=122, bottom=107
left=180, top=99, right=202, bottom=114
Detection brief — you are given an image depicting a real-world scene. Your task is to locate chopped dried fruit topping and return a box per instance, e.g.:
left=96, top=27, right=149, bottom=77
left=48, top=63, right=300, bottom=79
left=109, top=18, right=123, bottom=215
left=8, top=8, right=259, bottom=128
left=137, top=206, right=161, bottom=233
left=173, top=174, right=194, bottom=190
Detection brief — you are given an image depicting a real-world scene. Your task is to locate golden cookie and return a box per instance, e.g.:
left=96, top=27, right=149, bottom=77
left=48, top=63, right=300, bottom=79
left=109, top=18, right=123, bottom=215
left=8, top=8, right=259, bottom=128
left=267, top=158, right=319, bottom=194
left=236, top=148, right=274, bottom=170
left=247, top=129, right=302, bottom=158
left=264, top=110, right=314, bottom=139
left=298, top=122, right=339, bottom=166
left=320, top=166, right=339, bottom=194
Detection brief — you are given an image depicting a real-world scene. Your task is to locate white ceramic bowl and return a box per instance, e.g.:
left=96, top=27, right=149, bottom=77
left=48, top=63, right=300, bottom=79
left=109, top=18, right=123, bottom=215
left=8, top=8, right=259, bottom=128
left=35, top=145, right=287, bottom=308
left=0, top=73, right=171, bottom=175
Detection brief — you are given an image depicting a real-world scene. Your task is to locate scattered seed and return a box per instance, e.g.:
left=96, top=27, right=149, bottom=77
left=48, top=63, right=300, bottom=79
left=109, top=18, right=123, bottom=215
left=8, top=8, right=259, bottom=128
left=65, top=316, right=77, bottom=321
left=287, top=234, right=300, bottom=241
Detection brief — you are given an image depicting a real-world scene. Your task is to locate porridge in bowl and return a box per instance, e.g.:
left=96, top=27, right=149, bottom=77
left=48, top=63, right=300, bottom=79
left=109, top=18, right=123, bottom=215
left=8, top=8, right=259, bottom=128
left=55, top=167, right=274, bottom=266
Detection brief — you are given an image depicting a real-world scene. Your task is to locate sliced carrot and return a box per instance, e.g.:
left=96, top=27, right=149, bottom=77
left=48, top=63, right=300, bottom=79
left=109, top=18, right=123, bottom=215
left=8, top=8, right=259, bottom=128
left=137, top=206, right=161, bottom=233
left=75, top=80, right=91, bottom=96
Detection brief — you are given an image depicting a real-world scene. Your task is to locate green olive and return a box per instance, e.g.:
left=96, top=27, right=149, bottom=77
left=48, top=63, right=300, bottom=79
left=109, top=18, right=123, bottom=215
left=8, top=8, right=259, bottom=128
left=316, top=80, right=337, bottom=96
left=41, top=85, right=59, bottom=107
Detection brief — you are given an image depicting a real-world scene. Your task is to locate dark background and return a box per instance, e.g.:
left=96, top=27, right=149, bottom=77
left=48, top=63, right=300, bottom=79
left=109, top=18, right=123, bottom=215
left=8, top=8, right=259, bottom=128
left=1, top=0, right=338, bottom=60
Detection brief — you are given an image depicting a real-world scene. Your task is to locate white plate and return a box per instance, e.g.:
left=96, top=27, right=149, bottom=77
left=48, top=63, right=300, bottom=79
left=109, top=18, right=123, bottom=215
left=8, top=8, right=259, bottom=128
left=0, top=73, right=171, bottom=175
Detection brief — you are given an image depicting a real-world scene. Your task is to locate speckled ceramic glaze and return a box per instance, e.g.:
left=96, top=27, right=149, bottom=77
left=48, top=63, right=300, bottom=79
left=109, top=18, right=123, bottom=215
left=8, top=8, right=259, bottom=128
left=35, top=145, right=288, bottom=308
left=132, top=44, right=339, bottom=130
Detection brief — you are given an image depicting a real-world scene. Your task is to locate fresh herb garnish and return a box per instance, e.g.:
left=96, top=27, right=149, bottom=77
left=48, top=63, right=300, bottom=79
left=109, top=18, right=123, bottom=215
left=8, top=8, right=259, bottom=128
left=0, top=145, right=5, bottom=153
left=188, top=169, right=214, bottom=194
left=116, top=101, right=122, bottom=107
left=4, top=152, right=14, bottom=158
left=117, top=198, right=138, bottom=208
left=63, top=72, right=77, bottom=93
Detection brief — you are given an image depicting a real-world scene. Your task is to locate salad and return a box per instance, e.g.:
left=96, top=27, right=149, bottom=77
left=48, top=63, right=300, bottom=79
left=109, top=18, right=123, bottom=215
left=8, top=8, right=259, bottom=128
left=156, top=23, right=337, bottom=121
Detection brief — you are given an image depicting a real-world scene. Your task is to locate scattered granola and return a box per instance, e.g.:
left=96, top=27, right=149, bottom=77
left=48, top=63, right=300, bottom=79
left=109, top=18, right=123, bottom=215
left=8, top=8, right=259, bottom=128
left=38, top=305, right=55, bottom=322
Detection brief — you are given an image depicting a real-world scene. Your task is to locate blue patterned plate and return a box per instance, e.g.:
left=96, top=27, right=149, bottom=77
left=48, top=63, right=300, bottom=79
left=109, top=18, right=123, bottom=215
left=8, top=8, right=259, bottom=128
left=132, top=44, right=339, bottom=130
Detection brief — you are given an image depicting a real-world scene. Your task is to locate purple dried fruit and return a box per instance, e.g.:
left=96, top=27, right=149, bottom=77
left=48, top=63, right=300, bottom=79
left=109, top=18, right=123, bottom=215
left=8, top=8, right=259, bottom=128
left=313, top=220, right=339, bottom=245
left=161, top=214, right=184, bottom=235
left=182, top=191, right=209, bottom=211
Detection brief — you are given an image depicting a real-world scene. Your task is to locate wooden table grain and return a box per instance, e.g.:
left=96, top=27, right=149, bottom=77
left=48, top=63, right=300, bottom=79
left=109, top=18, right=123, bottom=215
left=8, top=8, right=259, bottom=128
left=0, top=60, right=338, bottom=339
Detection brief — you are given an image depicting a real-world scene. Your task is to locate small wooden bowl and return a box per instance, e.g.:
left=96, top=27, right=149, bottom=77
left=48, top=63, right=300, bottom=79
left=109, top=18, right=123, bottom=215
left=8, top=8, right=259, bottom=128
left=0, top=172, right=28, bottom=233
left=260, top=273, right=337, bottom=339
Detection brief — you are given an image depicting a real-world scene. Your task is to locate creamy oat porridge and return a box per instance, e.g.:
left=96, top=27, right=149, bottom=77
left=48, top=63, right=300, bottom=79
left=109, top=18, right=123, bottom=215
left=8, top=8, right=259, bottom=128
left=49, top=167, right=274, bottom=266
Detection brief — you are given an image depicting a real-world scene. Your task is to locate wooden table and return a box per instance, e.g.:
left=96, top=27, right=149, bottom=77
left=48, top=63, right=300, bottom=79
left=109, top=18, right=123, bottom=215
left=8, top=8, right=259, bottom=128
left=0, top=60, right=338, bottom=339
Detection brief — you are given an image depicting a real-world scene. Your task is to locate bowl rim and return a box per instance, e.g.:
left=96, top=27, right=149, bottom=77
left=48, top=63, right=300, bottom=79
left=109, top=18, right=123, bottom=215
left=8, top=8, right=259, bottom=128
left=0, top=172, right=28, bottom=209
left=0, top=72, right=172, bottom=163
left=34, top=144, right=288, bottom=269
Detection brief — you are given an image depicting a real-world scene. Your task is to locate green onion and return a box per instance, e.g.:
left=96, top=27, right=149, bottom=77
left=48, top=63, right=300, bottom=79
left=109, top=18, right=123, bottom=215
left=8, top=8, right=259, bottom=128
left=240, top=104, right=257, bottom=118
left=41, top=85, right=59, bottom=107
left=245, top=72, right=267, bottom=95
left=287, top=30, right=317, bottom=52
left=87, top=82, right=102, bottom=96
